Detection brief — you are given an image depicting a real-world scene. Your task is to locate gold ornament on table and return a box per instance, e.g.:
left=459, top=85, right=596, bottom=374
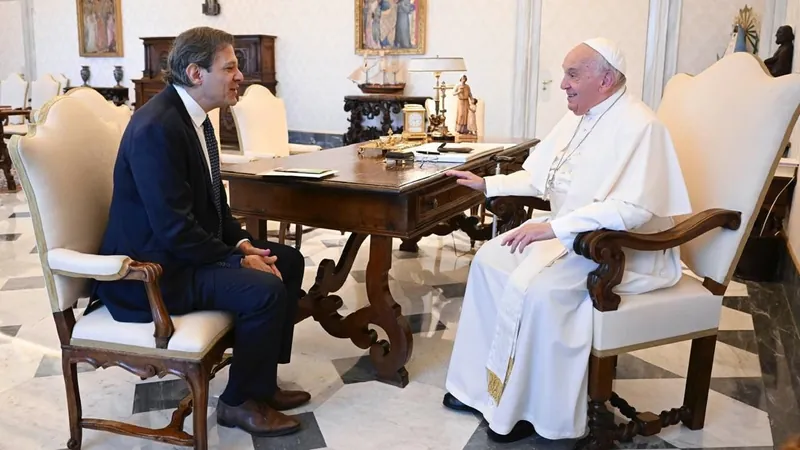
left=358, top=128, right=422, bottom=156
left=402, top=104, right=428, bottom=140
left=407, top=56, right=467, bottom=142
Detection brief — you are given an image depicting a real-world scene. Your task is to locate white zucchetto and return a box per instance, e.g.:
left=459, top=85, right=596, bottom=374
left=582, top=37, right=627, bottom=75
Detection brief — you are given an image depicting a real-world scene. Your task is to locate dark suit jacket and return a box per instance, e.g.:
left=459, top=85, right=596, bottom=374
left=93, top=84, right=251, bottom=323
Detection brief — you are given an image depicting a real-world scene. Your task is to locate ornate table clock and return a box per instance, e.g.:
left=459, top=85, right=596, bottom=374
left=402, top=104, right=428, bottom=141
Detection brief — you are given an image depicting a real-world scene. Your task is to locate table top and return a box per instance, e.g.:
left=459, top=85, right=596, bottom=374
left=221, top=137, right=539, bottom=194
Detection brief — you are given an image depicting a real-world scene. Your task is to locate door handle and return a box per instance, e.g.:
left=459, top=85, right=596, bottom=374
left=542, top=80, right=553, bottom=91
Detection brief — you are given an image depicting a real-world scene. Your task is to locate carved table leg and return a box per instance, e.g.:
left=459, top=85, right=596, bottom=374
left=297, top=232, right=412, bottom=387
left=399, top=237, right=420, bottom=253
left=364, top=235, right=413, bottom=386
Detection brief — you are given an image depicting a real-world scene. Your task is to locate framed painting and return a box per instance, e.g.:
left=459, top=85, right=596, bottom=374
left=76, top=0, right=124, bottom=57
left=355, top=0, right=426, bottom=55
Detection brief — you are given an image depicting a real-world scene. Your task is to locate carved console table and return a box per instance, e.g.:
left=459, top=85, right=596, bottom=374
left=343, top=95, right=429, bottom=145
left=64, top=86, right=130, bottom=107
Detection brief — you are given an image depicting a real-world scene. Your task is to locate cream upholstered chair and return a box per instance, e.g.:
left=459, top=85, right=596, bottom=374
left=1, top=72, right=29, bottom=126
left=53, top=73, right=70, bottom=90
left=425, top=94, right=485, bottom=137
left=8, top=95, right=233, bottom=450
left=483, top=52, right=800, bottom=448
left=4, top=74, right=62, bottom=135
left=230, top=84, right=322, bottom=157
left=230, top=85, right=315, bottom=248
left=567, top=53, right=800, bottom=448
left=64, top=86, right=131, bottom=135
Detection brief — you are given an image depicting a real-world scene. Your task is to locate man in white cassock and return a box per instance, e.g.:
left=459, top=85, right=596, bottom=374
left=441, top=38, right=693, bottom=442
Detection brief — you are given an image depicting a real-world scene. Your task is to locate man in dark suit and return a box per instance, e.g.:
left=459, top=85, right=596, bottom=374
left=93, top=26, right=307, bottom=437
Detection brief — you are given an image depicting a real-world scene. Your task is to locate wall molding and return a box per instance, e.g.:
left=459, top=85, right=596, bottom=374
left=510, top=0, right=541, bottom=139
left=643, top=0, right=671, bottom=110
left=20, top=0, right=36, bottom=81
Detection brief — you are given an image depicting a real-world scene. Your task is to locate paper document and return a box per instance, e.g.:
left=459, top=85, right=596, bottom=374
left=411, top=143, right=515, bottom=163
left=258, top=167, right=338, bottom=179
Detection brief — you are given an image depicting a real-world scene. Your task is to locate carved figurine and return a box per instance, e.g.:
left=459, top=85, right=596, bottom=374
left=453, top=75, right=474, bottom=135
left=764, top=25, right=794, bottom=77
left=467, top=98, right=479, bottom=135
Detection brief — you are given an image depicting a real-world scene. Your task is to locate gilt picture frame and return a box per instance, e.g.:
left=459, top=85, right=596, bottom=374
left=355, top=0, right=426, bottom=55
left=76, top=0, right=124, bottom=57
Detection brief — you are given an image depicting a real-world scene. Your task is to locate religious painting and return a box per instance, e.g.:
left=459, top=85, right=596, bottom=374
left=76, top=0, right=124, bottom=57
left=355, top=0, right=426, bottom=55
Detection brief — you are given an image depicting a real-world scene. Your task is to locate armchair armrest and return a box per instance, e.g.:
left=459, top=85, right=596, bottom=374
left=47, top=248, right=175, bottom=349
left=572, top=208, right=742, bottom=312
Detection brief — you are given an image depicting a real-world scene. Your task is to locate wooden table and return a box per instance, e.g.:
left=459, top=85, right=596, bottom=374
left=221, top=137, right=539, bottom=386
left=0, top=108, right=31, bottom=192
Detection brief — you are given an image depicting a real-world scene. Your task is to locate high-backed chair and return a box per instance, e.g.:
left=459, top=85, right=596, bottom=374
left=425, top=95, right=486, bottom=137
left=229, top=84, right=316, bottom=248
left=8, top=95, right=233, bottom=450
left=230, top=84, right=322, bottom=157
left=4, top=74, right=62, bottom=135
left=1, top=72, right=29, bottom=126
left=53, top=73, right=70, bottom=90
left=486, top=52, right=800, bottom=449
left=64, top=86, right=131, bottom=135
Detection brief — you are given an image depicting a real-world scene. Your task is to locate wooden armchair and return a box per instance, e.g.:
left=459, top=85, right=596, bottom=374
left=8, top=95, right=234, bottom=450
left=482, top=52, right=800, bottom=449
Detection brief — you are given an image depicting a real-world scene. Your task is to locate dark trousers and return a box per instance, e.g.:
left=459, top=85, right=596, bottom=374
left=191, top=240, right=305, bottom=406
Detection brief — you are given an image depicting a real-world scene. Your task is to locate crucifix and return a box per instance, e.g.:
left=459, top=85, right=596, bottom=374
left=202, top=0, right=220, bottom=16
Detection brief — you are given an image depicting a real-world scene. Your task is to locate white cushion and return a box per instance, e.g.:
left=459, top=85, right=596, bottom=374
left=592, top=275, right=722, bottom=354
left=47, top=248, right=131, bottom=279
left=3, top=124, right=28, bottom=135
left=71, top=305, right=233, bottom=359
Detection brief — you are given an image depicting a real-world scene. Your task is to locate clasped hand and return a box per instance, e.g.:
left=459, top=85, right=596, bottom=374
left=239, top=242, right=282, bottom=280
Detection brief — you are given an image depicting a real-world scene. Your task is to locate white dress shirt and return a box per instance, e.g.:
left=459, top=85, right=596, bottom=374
left=174, top=85, right=248, bottom=249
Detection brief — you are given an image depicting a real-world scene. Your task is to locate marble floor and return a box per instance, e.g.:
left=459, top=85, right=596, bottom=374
left=1, top=189, right=799, bottom=449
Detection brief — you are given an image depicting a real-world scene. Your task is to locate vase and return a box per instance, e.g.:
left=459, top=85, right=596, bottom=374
left=80, top=65, right=91, bottom=86
left=113, top=65, right=124, bottom=87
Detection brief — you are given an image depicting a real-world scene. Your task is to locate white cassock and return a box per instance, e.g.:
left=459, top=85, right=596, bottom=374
left=444, top=87, right=693, bottom=439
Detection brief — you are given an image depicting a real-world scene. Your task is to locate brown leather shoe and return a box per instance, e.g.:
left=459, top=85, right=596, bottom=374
left=216, top=399, right=300, bottom=437
left=265, top=388, right=311, bottom=411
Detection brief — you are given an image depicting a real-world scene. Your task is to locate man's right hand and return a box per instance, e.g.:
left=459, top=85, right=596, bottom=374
left=445, top=170, right=486, bottom=193
left=242, top=254, right=283, bottom=280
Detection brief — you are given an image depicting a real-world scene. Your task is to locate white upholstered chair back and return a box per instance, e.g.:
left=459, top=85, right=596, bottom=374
left=230, top=84, right=292, bottom=157
left=8, top=96, right=122, bottom=312
left=425, top=95, right=486, bottom=137
left=64, top=87, right=131, bottom=134
left=1, top=73, right=29, bottom=124
left=657, top=52, right=800, bottom=286
left=53, top=73, right=69, bottom=90
left=29, top=74, right=62, bottom=111
left=208, top=107, right=221, bottom=145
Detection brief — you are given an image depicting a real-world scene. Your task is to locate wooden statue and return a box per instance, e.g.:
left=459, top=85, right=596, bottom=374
left=765, top=25, right=794, bottom=77
left=453, top=75, right=473, bottom=135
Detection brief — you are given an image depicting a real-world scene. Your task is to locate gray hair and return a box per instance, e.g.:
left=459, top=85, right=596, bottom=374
left=591, top=54, right=626, bottom=89
left=163, top=27, right=234, bottom=87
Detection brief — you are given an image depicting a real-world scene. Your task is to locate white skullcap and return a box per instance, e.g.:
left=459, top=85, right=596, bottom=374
left=582, top=37, right=626, bottom=75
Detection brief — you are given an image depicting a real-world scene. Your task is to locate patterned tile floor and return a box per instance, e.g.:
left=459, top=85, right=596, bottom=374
left=1, top=189, right=799, bottom=449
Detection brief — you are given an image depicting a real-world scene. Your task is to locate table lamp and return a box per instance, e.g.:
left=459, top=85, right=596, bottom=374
left=407, top=56, right=466, bottom=141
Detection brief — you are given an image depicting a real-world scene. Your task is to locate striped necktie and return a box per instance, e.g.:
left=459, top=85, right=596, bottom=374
left=202, top=116, right=222, bottom=237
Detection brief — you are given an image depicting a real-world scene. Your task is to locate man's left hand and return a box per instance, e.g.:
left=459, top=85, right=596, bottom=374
left=501, top=223, right=555, bottom=253
left=239, top=241, right=272, bottom=258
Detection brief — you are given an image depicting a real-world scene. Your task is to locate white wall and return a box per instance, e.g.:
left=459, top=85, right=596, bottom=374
left=0, top=0, right=26, bottom=82
left=31, top=0, right=517, bottom=135
left=677, top=0, right=768, bottom=76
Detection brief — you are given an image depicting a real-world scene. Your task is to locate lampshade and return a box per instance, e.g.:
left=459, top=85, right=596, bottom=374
left=407, top=56, right=467, bottom=73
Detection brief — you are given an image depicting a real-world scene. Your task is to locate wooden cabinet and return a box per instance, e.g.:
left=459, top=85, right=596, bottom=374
left=132, top=34, right=277, bottom=148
